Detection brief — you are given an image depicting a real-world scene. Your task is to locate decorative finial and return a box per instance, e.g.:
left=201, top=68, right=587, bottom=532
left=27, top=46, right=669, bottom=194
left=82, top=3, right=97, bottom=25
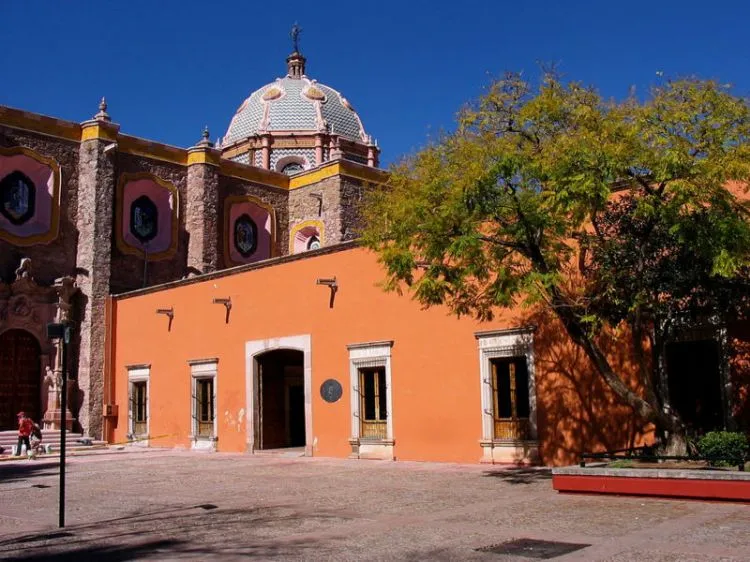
left=291, top=22, right=302, bottom=53
left=196, top=125, right=214, bottom=148
left=94, top=96, right=111, bottom=122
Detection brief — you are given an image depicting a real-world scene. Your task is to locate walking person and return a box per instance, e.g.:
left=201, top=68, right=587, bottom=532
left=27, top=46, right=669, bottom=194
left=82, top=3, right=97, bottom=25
left=15, top=412, right=33, bottom=458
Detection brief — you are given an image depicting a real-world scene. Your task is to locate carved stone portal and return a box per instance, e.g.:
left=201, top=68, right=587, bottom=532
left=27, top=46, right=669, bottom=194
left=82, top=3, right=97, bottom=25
left=0, top=258, right=79, bottom=430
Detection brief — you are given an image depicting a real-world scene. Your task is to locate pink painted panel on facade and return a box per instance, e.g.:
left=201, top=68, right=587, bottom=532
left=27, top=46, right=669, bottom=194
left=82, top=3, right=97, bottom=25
left=0, top=153, right=55, bottom=237
left=121, top=178, right=175, bottom=254
left=228, top=202, right=272, bottom=263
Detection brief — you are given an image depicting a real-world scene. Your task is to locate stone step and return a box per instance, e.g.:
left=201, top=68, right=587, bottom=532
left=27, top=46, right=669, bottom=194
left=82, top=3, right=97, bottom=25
left=252, top=447, right=306, bottom=458
left=0, top=430, right=106, bottom=454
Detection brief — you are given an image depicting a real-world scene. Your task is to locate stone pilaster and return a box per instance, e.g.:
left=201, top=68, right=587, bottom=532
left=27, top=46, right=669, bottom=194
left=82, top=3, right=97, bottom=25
left=186, top=137, right=221, bottom=274
left=260, top=134, right=271, bottom=169
left=75, top=117, right=118, bottom=438
left=314, top=133, right=325, bottom=166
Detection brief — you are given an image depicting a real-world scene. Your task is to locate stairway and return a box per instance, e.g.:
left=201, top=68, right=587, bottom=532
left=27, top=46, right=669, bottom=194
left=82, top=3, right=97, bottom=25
left=0, top=429, right=108, bottom=456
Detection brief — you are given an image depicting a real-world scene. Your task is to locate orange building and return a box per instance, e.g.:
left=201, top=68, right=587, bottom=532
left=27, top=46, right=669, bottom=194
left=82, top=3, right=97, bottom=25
left=108, top=242, right=750, bottom=466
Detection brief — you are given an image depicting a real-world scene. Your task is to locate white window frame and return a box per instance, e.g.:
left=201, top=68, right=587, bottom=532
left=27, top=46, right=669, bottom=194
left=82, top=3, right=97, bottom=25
left=347, top=341, right=394, bottom=459
left=476, top=328, right=538, bottom=442
left=127, top=364, right=150, bottom=446
left=189, top=358, right=218, bottom=450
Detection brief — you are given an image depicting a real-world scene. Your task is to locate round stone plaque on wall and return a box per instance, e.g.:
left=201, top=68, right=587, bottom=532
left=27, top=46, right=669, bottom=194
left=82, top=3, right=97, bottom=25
left=320, top=379, right=343, bottom=403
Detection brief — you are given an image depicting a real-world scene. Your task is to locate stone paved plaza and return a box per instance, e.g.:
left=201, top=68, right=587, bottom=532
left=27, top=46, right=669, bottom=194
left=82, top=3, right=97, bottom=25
left=0, top=450, right=748, bottom=561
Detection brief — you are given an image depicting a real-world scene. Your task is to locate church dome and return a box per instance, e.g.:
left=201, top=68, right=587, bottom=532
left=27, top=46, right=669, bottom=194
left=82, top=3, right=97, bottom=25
left=219, top=32, right=379, bottom=172
left=223, top=71, right=369, bottom=146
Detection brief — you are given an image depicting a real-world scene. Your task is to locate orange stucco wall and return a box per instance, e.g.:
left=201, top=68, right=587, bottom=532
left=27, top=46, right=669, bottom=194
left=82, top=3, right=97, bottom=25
left=109, top=245, right=648, bottom=465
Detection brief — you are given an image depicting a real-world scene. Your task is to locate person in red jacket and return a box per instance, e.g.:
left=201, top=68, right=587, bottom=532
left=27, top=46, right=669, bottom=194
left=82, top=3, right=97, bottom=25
left=15, top=412, right=33, bottom=457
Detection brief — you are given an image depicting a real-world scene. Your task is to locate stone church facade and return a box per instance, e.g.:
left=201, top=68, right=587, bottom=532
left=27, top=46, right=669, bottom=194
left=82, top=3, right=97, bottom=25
left=0, top=46, right=385, bottom=438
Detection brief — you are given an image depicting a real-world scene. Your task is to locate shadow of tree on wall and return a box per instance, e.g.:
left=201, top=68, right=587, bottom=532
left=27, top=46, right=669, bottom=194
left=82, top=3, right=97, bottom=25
left=523, top=309, right=651, bottom=466
left=728, top=321, right=750, bottom=430
left=0, top=504, right=338, bottom=561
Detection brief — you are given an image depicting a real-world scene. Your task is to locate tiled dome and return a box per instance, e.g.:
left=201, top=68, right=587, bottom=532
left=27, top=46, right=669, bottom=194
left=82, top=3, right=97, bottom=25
left=223, top=74, right=369, bottom=146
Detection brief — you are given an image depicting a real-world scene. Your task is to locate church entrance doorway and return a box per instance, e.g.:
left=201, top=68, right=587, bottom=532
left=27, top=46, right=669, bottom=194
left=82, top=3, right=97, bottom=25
left=0, top=329, right=41, bottom=430
left=256, top=349, right=306, bottom=450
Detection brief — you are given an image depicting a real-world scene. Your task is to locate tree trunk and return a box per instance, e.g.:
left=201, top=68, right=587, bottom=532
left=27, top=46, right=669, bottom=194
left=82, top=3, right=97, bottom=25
left=548, top=288, right=688, bottom=454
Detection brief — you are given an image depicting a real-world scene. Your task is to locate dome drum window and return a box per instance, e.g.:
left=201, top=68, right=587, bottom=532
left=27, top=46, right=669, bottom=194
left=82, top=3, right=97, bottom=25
left=276, top=155, right=308, bottom=176
left=281, top=162, right=304, bottom=176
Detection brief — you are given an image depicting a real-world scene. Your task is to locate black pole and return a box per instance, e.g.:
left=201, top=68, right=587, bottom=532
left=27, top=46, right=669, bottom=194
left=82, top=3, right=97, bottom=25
left=59, top=331, right=68, bottom=529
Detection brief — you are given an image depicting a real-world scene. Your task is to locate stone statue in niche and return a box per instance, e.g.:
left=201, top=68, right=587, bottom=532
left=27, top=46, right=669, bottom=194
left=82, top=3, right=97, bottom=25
left=15, top=257, right=32, bottom=281
left=54, top=276, right=77, bottom=323
left=45, top=365, right=62, bottom=392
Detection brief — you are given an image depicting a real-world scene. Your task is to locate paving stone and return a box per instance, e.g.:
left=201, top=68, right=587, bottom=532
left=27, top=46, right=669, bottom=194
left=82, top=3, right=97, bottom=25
left=0, top=451, right=747, bottom=561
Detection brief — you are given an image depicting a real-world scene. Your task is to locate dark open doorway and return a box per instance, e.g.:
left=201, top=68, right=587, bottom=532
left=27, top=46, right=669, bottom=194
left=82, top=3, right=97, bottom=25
left=0, top=329, right=41, bottom=430
left=666, top=339, right=724, bottom=434
left=256, top=349, right=305, bottom=450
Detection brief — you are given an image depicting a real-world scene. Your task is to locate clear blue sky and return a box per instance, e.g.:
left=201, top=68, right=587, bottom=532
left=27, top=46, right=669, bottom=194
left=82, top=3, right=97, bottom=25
left=3, top=0, right=749, bottom=165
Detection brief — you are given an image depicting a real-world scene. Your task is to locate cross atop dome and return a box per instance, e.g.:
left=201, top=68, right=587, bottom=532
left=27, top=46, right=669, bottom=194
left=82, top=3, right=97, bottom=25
left=290, top=22, right=302, bottom=54
left=287, top=23, right=306, bottom=78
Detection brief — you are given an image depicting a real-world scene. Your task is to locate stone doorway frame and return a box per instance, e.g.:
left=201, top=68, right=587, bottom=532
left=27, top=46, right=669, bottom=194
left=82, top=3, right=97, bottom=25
left=0, top=259, right=78, bottom=430
left=245, top=335, right=312, bottom=455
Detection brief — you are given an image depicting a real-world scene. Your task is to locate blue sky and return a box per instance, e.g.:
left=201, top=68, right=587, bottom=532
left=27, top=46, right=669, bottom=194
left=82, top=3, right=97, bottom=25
left=3, top=0, right=750, bottom=166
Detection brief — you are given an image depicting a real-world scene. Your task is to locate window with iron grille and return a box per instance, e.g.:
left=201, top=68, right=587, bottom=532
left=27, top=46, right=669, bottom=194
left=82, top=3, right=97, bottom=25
left=131, top=381, right=148, bottom=437
left=359, top=366, right=387, bottom=440
left=126, top=365, right=150, bottom=440
left=194, top=377, right=215, bottom=438
left=347, top=341, right=393, bottom=447
left=490, top=357, right=530, bottom=440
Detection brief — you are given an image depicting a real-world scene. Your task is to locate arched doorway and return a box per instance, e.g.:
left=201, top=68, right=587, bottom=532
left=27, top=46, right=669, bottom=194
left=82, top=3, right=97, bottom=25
left=0, top=329, right=41, bottom=430
left=256, top=349, right=305, bottom=450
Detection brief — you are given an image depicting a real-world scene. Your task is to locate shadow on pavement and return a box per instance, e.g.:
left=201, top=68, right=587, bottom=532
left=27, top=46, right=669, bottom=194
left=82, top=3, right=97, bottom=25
left=482, top=467, right=552, bottom=484
left=1, top=539, right=182, bottom=561
left=0, top=504, right=337, bottom=560
left=0, top=461, right=59, bottom=484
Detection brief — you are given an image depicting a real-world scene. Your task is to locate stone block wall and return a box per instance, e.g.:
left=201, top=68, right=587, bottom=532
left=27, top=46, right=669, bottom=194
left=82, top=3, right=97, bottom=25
left=288, top=177, right=343, bottom=249
left=219, top=175, right=289, bottom=264
left=186, top=160, right=220, bottom=275
left=287, top=175, right=368, bottom=251
left=109, top=153, right=189, bottom=293
left=339, top=177, right=366, bottom=241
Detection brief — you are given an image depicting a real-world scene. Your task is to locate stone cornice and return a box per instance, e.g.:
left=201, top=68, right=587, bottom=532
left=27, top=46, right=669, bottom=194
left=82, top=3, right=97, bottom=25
left=0, top=105, right=82, bottom=142
left=0, top=105, right=390, bottom=191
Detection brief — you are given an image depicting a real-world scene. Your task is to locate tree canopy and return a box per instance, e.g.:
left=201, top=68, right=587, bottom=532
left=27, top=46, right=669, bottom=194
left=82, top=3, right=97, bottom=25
left=361, top=73, right=750, bottom=447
